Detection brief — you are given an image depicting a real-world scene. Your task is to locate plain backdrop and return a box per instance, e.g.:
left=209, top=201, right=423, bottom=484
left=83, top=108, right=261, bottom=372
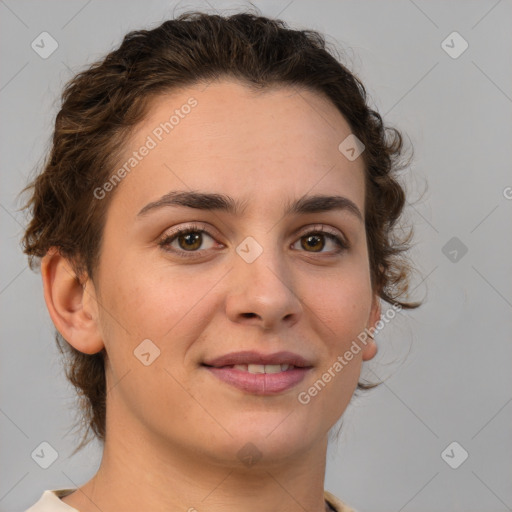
left=1, top=1, right=511, bottom=511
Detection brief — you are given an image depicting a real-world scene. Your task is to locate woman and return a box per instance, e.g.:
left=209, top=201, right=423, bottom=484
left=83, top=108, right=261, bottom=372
left=22, top=10, right=419, bottom=512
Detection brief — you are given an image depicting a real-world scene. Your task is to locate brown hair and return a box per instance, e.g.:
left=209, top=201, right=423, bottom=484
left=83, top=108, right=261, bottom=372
left=21, top=9, right=420, bottom=452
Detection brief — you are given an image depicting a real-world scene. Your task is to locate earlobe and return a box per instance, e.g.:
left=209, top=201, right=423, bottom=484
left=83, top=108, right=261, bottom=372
left=361, top=294, right=381, bottom=361
left=41, top=248, right=104, bottom=355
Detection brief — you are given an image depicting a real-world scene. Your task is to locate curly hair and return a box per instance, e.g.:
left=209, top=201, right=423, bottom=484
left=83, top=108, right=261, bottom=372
left=21, top=9, right=420, bottom=452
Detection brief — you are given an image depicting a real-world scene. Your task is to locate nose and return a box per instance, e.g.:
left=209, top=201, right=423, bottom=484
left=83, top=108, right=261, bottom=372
left=225, top=240, right=303, bottom=331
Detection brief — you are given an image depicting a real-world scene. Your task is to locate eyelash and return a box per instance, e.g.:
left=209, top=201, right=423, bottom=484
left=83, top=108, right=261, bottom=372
left=157, top=222, right=349, bottom=259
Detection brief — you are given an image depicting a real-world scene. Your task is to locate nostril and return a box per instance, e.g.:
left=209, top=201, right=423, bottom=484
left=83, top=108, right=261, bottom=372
left=241, top=313, right=257, bottom=318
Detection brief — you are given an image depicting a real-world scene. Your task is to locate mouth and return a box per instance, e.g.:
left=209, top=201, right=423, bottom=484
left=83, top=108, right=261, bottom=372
left=202, top=350, right=313, bottom=369
left=201, top=351, right=313, bottom=395
left=207, top=363, right=297, bottom=374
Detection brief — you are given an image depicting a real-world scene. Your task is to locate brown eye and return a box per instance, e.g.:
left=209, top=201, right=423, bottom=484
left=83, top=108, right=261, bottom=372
left=158, top=224, right=219, bottom=258
left=292, top=227, right=348, bottom=255
left=177, top=232, right=203, bottom=251
left=301, top=234, right=325, bottom=252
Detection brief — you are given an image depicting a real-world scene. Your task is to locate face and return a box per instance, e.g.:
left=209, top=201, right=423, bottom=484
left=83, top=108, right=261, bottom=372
left=88, top=79, right=380, bottom=465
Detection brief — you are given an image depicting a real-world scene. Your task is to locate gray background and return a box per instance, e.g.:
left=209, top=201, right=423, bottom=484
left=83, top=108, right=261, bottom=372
left=1, top=1, right=511, bottom=511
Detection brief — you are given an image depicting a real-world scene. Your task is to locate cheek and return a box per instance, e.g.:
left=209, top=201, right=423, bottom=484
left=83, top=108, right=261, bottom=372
left=96, top=255, right=220, bottom=362
left=306, top=269, right=373, bottom=346
left=299, top=282, right=371, bottom=427
left=94, top=259, right=214, bottom=416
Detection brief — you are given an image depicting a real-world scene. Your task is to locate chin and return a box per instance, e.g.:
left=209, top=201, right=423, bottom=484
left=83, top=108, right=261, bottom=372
left=219, top=414, right=320, bottom=461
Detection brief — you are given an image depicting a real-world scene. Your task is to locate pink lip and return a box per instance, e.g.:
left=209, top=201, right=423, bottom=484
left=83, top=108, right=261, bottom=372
left=204, top=366, right=311, bottom=395
left=203, top=350, right=313, bottom=368
left=201, top=350, right=314, bottom=395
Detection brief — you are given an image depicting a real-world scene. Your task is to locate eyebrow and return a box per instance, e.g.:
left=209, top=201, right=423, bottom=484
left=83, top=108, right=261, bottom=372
left=137, top=190, right=363, bottom=222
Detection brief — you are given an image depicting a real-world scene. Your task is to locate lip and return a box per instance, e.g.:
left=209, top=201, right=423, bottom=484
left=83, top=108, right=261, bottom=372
left=201, top=351, right=313, bottom=395
left=204, top=366, right=311, bottom=395
left=202, top=350, right=313, bottom=368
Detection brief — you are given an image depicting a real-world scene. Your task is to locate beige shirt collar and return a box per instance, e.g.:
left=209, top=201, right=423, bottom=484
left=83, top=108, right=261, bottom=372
left=25, top=488, right=358, bottom=512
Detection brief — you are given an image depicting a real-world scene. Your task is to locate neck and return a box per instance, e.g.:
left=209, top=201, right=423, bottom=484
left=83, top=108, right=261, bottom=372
left=63, top=420, right=330, bottom=512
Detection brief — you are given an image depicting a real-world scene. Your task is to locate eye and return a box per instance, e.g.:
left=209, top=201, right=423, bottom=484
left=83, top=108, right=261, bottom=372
left=292, top=225, right=348, bottom=254
left=157, top=223, right=348, bottom=259
left=158, top=223, right=220, bottom=258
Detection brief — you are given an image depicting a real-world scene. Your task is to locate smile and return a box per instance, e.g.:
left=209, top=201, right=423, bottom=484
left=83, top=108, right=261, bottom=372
left=203, top=364, right=311, bottom=395
left=231, top=363, right=293, bottom=373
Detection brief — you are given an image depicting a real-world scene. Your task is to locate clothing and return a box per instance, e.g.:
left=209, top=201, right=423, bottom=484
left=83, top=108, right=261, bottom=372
left=24, top=488, right=358, bottom=512
left=24, top=489, right=77, bottom=512
left=324, top=490, right=358, bottom=512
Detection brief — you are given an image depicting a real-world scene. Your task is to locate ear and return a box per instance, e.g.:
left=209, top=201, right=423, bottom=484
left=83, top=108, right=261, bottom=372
left=361, top=293, right=381, bottom=361
left=41, top=248, right=104, bottom=354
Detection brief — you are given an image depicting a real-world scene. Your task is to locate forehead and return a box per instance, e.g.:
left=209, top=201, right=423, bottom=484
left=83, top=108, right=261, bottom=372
left=109, top=79, right=366, bottom=216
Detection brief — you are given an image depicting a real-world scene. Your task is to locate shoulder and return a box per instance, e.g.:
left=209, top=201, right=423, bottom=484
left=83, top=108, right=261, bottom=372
left=24, top=489, right=78, bottom=512
left=324, top=489, right=360, bottom=512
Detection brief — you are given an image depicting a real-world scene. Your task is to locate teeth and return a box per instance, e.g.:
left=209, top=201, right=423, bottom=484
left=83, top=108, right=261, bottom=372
left=248, top=364, right=266, bottom=374
left=263, top=364, right=282, bottom=374
left=233, top=364, right=292, bottom=374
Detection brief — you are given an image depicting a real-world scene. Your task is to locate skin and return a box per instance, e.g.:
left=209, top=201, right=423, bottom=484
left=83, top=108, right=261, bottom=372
left=42, top=79, right=381, bottom=512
